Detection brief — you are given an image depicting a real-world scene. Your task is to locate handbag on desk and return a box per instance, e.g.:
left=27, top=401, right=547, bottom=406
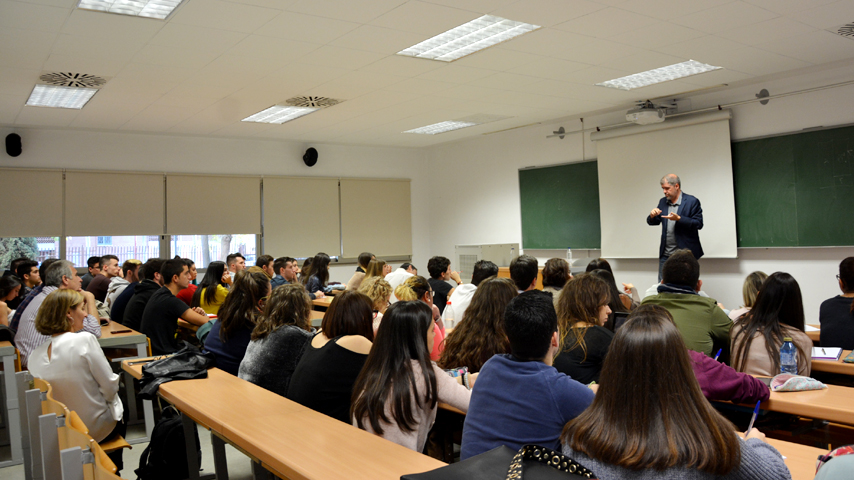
left=401, top=444, right=597, bottom=480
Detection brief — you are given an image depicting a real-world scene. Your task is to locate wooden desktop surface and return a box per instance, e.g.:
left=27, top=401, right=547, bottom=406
left=312, top=296, right=333, bottom=308
left=811, top=350, right=854, bottom=375
left=765, top=438, right=824, bottom=480
left=747, top=383, right=854, bottom=427
left=98, top=320, right=146, bottom=347
left=806, top=325, right=820, bottom=343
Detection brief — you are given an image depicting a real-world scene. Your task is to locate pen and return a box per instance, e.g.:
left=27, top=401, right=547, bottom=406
left=745, top=401, right=761, bottom=437
left=714, top=349, right=722, bottom=361
left=822, top=348, right=826, bottom=355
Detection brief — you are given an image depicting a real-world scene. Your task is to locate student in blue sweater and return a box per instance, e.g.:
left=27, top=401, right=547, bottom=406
left=460, top=290, right=594, bottom=459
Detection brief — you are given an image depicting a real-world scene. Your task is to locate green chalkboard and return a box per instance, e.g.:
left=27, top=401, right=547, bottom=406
left=732, top=125, right=854, bottom=247
left=519, top=161, right=600, bottom=249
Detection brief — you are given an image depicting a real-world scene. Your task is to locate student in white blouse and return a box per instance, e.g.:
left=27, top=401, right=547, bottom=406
left=28, top=289, right=125, bottom=470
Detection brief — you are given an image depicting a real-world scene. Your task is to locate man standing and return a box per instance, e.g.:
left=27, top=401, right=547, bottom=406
left=140, top=259, right=209, bottom=355
left=386, top=262, right=417, bottom=303
left=80, top=256, right=101, bottom=290
left=647, top=174, right=703, bottom=281
left=87, top=255, right=120, bottom=302
left=14, top=260, right=102, bottom=367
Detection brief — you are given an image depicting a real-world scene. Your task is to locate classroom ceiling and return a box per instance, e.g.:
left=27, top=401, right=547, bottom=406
left=2, top=0, right=854, bottom=147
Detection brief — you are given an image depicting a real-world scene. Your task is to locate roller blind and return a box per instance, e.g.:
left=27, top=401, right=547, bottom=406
left=0, top=168, right=63, bottom=237
left=166, top=175, right=260, bottom=235
left=263, top=177, right=340, bottom=258
left=592, top=110, right=737, bottom=258
left=340, top=179, right=411, bottom=257
left=65, top=171, right=164, bottom=236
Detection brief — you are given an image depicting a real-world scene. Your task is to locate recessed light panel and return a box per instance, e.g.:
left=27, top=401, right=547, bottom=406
left=26, top=85, right=98, bottom=109
left=242, top=106, right=318, bottom=124
left=404, top=121, right=479, bottom=135
left=596, top=60, right=722, bottom=90
left=398, top=15, right=540, bottom=62
left=77, top=0, right=184, bottom=19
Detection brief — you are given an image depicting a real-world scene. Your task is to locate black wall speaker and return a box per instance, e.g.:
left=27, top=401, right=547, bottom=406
left=5, top=133, right=21, bottom=157
left=303, top=147, right=318, bottom=167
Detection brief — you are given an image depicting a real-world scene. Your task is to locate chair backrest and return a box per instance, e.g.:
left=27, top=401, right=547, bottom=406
left=67, top=411, right=117, bottom=474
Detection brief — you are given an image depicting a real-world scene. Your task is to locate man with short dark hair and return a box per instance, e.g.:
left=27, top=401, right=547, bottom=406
left=427, top=256, right=463, bottom=315
left=8, top=259, right=39, bottom=310
left=509, top=255, right=539, bottom=293
left=86, top=254, right=120, bottom=302
left=256, top=255, right=275, bottom=279
left=9, top=258, right=58, bottom=331
left=106, top=259, right=141, bottom=310
left=122, top=258, right=165, bottom=331
left=460, top=291, right=594, bottom=459
left=140, top=259, right=209, bottom=355
left=385, top=262, right=417, bottom=303
left=3, top=257, right=30, bottom=279
left=80, top=256, right=101, bottom=290
left=444, top=260, right=498, bottom=322
left=226, top=253, right=246, bottom=282
left=270, top=256, right=322, bottom=299
left=641, top=249, right=730, bottom=357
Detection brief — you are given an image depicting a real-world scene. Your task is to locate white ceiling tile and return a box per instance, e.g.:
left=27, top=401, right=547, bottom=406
left=42, top=53, right=128, bottom=77
left=433, top=84, right=505, bottom=100
left=148, top=23, right=248, bottom=57
left=94, top=77, right=173, bottom=104
left=69, top=101, right=148, bottom=129
left=0, top=93, right=25, bottom=124
left=357, top=55, right=446, bottom=77
left=226, top=35, right=320, bottom=63
left=165, top=82, right=235, bottom=101
left=0, top=28, right=57, bottom=70
left=169, top=0, right=281, bottom=33
left=184, top=54, right=282, bottom=89
left=51, top=33, right=145, bottom=64
left=506, top=57, right=589, bottom=81
left=114, top=62, right=197, bottom=85
left=560, top=66, right=634, bottom=85
left=299, top=46, right=387, bottom=70
left=0, top=67, right=41, bottom=96
left=700, top=46, right=812, bottom=76
left=0, top=0, right=71, bottom=34
left=210, top=121, right=277, bottom=137
left=717, top=16, right=817, bottom=45
left=655, top=35, right=744, bottom=60
left=121, top=104, right=202, bottom=132
left=618, top=0, right=734, bottom=21
left=15, top=105, right=79, bottom=127
left=452, top=48, right=544, bottom=72
left=286, top=0, right=406, bottom=23
left=490, top=0, right=606, bottom=28
left=498, top=29, right=598, bottom=58
left=756, top=30, right=854, bottom=65
left=672, top=1, right=780, bottom=34
left=609, top=22, right=706, bottom=50
left=169, top=106, right=237, bottom=134
left=304, top=71, right=407, bottom=99
left=416, top=64, right=497, bottom=83
left=28, top=0, right=77, bottom=7
left=557, top=39, right=639, bottom=65
left=369, top=1, right=478, bottom=35
left=245, top=63, right=353, bottom=99
left=153, top=92, right=219, bottom=110
left=790, top=0, right=854, bottom=29
left=60, top=9, right=164, bottom=41
left=525, top=79, right=634, bottom=103
left=676, top=67, right=753, bottom=87
left=467, top=72, right=541, bottom=90
left=329, top=25, right=429, bottom=55
left=599, top=50, right=689, bottom=73
left=132, top=44, right=219, bottom=70
left=255, top=12, right=360, bottom=44
left=743, top=0, right=839, bottom=15
left=419, top=0, right=516, bottom=14
left=553, top=7, right=660, bottom=38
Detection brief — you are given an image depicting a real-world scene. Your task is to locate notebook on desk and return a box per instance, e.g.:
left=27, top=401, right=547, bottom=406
left=812, top=347, right=842, bottom=360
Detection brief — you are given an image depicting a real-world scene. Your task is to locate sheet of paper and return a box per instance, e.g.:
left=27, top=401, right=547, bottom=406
left=805, top=324, right=819, bottom=332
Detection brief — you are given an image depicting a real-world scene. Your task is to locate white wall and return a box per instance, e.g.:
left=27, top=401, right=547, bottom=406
left=0, top=127, right=431, bottom=285
left=425, top=63, right=854, bottom=322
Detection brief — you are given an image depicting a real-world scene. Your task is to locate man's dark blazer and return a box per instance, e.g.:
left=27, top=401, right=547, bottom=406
left=646, top=192, right=704, bottom=259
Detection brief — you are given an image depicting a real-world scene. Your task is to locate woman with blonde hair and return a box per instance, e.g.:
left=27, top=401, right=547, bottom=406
left=358, top=275, right=392, bottom=333
left=554, top=274, right=613, bottom=384
left=729, top=271, right=768, bottom=321
left=395, top=275, right=445, bottom=361
left=28, top=289, right=125, bottom=469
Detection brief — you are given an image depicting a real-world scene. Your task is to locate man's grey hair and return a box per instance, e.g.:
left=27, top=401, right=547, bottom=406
left=660, top=174, right=681, bottom=187
left=44, top=260, right=75, bottom=287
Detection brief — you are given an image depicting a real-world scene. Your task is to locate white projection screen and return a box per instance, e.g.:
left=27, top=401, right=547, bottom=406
left=592, top=110, right=737, bottom=259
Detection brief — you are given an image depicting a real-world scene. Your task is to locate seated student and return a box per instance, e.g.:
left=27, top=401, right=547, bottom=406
left=9, top=259, right=40, bottom=310
left=357, top=276, right=392, bottom=333
left=303, top=253, right=333, bottom=295
left=255, top=254, right=275, bottom=280
left=364, top=259, right=391, bottom=280
left=444, top=260, right=499, bottom=323
left=270, top=256, right=292, bottom=288
left=225, top=252, right=246, bottom=282
left=287, top=291, right=374, bottom=424
left=0, top=275, right=22, bottom=326
left=553, top=274, right=613, bottom=384
left=106, top=259, right=140, bottom=310
left=509, top=254, right=538, bottom=294
left=640, top=305, right=769, bottom=404
left=298, top=257, right=312, bottom=283
left=386, top=262, right=417, bottom=303
left=541, top=258, right=570, bottom=307
left=561, top=308, right=791, bottom=480
left=731, top=272, right=812, bottom=377
left=819, top=257, right=854, bottom=349
left=395, top=276, right=445, bottom=361
left=586, top=257, right=640, bottom=308
left=588, top=269, right=631, bottom=331
left=461, top=290, right=594, bottom=459
left=79, top=256, right=101, bottom=291
left=116, top=258, right=163, bottom=329
left=427, top=256, right=463, bottom=315
left=439, top=276, right=516, bottom=372
left=86, top=254, right=120, bottom=302
left=191, top=261, right=232, bottom=315
left=729, top=271, right=768, bottom=322
left=238, top=284, right=314, bottom=396
left=642, top=249, right=731, bottom=357
left=175, top=258, right=197, bottom=306
left=27, top=289, right=125, bottom=470
left=10, top=259, right=57, bottom=332
left=346, top=252, right=374, bottom=291
left=139, top=259, right=209, bottom=355
left=204, top=271, right=270, bottom=376
left=352, top=301, right=472, bottom=452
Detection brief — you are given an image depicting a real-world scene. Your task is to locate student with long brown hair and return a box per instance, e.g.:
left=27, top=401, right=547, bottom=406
left=562, top=306, right=790, bottom=479
left=438, top=276, right=516, bottom=372
left=554, top=274, right=613, bottom=384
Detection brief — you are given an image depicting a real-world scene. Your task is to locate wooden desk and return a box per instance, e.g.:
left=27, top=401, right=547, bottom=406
left=312, top=296, right=333, bottom=309
left=744, top=384, right=854, bottom=427
left=765, top=438, right=824, bottom=480
left=311, top=310, right=324, bottom=328
left=811, top=350, right=854, bottom=375
left=99, top=321, right=152, bottom=443
left=177, top=319, right=198, bottom=332
left=0, top=341, right=23, bottom=467
left=806, top=325, right=820, bottom=344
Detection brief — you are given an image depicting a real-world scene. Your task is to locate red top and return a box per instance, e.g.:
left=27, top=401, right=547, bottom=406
left=176, top=284, right=197, bottom=306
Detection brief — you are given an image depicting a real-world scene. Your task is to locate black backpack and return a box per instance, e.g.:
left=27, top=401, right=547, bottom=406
left=135, top=406, right=202, bottom=480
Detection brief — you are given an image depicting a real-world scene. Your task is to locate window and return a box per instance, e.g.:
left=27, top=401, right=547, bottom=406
left=66, top=236, right=160, bottom=268
left=0, top=237, right=60, bottom=267
left=170, top=235, right=257, bottom=267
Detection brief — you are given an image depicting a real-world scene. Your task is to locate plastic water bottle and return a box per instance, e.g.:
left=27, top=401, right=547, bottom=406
left=566, top=248, right=573, bottom=266
left=780, top=337, right=797, bottom=374
left=443, top=301, right=455, bottom=329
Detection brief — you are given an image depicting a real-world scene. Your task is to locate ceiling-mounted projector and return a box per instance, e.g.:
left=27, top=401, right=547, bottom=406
left=626, top=101, right=666, bottom=125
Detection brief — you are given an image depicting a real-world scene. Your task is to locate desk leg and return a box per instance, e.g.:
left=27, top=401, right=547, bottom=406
left=251, top=461, right=272, bottom=480
left=127, top=342, right=155, bottom=444
left=210, top=432, right=229, bottom=480
left=181, top=413, right=201, bottom=480
left=0, top=354, right=23, bottom=467
left=124, top=371, right=139, bottom=424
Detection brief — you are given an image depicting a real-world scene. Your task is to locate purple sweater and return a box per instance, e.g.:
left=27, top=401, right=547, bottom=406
left=689, top=350, right=769, bottom=404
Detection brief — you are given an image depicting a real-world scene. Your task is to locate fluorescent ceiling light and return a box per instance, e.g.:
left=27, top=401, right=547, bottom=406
left=596, top=60, right=722, bottom=90
left=77, top=0, right=184, bottom=19
left=242, top=105, right=318, bottom=124
left=404, top=121, right=478, bottom=135
left=26, top=85, right=98, bottom=109
left=398, top=15, right=540, bottom=62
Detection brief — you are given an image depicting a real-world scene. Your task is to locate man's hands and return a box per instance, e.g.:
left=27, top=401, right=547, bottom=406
left=661, top=211, right=681, bottom=221
left=449, top=270, right=462, bottom=284
left=82, top=290, right=98, bottom=317
left=650, top=207, right=662, bottom=218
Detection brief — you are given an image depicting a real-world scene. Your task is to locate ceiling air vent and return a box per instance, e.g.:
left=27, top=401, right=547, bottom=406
left=38, top=72, right=108, bottom=88
left=828, top=23, right=854, bottom=39
left=284, top=96, right=342, bottom=108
